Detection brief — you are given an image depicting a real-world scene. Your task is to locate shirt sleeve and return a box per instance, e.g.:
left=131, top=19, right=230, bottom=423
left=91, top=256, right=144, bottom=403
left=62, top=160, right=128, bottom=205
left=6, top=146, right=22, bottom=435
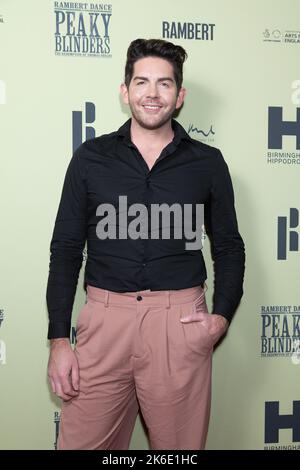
left=205, top=148, right=245, bottom=323
left=46, top=145, right=88, bottom=339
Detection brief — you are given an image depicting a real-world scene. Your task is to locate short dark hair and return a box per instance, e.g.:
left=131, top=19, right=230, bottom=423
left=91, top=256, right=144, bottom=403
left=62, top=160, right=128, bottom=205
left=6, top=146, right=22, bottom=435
left=124, top=38, right=187, bottom=91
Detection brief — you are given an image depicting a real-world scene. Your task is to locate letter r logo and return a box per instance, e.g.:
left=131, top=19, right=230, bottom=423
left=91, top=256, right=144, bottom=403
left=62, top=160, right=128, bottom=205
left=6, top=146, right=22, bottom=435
left=72, top=102, right=96, bottom=152
left=277, top=208, right=299, bottom=260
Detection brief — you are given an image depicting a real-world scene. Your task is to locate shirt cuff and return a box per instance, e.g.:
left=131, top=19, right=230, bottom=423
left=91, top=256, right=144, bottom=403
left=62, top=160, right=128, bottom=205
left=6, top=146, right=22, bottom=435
left=212, top=298, right=236, bottom=324
left=47, top=321, right=71, bottom=339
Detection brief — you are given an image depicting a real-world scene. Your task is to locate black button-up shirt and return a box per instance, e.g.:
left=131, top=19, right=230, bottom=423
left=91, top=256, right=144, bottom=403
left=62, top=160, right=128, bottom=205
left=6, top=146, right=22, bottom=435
left=46, top=118, right=245, bottom=339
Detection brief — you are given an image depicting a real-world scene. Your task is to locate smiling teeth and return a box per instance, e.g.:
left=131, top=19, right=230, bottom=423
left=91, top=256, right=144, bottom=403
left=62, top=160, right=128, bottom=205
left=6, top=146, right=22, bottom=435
left=144, top=105, right=161, bottom=109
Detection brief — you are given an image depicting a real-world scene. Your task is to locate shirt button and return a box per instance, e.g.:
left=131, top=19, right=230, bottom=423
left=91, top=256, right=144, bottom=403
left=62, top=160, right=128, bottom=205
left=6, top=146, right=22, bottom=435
left=136, top=295, right=143, bottom=301
left=142, top=263, right=146, bottom=267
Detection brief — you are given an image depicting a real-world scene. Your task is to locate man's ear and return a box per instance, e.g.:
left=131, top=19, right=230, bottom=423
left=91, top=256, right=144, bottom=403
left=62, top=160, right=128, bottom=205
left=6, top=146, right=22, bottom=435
left=120, top=83, right=129, bottom=105
left=175, top=87, right=186, bottom=110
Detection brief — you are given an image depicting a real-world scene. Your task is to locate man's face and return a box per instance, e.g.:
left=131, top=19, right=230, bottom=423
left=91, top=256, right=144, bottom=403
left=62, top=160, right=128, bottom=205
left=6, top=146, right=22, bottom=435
left=121, top=56, right=186, bottom=130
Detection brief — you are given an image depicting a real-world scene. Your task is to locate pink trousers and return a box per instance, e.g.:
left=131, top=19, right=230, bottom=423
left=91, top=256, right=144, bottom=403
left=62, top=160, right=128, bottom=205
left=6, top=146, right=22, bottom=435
left=57, top=284, right=214, bottom=450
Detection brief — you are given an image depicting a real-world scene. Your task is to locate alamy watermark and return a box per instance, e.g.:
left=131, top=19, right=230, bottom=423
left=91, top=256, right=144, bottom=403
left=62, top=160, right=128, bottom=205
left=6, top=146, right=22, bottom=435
left=95, top=196, right=205, bottom=250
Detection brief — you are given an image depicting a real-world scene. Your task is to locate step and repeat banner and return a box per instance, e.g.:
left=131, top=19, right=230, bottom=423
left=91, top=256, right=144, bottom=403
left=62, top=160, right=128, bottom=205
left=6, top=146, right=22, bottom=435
left=0, top=0, right=300, bottom=450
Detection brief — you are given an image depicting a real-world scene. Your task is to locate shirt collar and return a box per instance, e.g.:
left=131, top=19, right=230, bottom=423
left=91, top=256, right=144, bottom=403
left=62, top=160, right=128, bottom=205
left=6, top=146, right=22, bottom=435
left=116, top=118, right=192, bottom=146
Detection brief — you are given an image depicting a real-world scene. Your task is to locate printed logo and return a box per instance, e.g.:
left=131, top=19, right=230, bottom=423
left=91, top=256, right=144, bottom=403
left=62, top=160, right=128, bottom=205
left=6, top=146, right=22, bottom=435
left=268, top=107, right=300, bottom=150
left=54, top=2, right=112, bottom=57
left=72, top=101, right=96, bottom=152
left=267, top=81, right=300, bottom=164
left=187, top=123, right=215, bottom=143
left=162, top=20, right=215, bottom=40
left=277, top=208, right=299, bottom=260
left=260, top=305, right=300, bottom=358
left=264, top=401, right=300, bottom=449
left=263, top=29, right=300, bottom=45
left=0, top=14, right=3, bottom=24
left=0, top=309, right=4, bottom=328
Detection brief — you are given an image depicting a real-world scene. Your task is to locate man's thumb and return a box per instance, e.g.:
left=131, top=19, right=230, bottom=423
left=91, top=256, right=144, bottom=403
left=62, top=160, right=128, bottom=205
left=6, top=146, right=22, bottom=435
left=71, top=363, right=79, bottom=391
left=180, top=316, right=191, bottom=323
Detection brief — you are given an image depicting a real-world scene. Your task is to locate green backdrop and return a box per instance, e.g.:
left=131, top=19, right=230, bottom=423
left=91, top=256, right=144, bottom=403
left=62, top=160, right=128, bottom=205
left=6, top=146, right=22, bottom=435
left=0, top=0, right=300, bottom=450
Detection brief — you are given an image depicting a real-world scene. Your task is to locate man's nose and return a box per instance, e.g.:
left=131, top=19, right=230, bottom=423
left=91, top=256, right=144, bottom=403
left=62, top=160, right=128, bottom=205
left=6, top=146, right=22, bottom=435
left=146, top=82, right=159, bottom=97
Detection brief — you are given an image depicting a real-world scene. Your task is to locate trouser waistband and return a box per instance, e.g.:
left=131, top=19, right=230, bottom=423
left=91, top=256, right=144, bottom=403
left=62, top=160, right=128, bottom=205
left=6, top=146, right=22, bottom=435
left=86, top=283, right=207, bottom=309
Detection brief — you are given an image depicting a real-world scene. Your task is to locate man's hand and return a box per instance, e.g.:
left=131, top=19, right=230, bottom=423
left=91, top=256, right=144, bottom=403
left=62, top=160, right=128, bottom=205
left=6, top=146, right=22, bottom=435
left=180, top=311, right=229, bottom=343
left=48, top=338, right=79, bottom=401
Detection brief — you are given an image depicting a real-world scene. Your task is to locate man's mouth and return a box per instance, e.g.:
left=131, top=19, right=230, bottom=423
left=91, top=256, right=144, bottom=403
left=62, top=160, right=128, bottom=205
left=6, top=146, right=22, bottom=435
left=142, top=104, right=163, bottom=111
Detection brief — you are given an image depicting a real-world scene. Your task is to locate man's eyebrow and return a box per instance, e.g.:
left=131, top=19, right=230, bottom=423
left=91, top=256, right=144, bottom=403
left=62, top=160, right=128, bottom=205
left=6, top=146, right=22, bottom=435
left=132, top=76, right=149, bottom=81
left=157, top=77, right=175, bottom=82
left=133, top=76, right=175, bottom=82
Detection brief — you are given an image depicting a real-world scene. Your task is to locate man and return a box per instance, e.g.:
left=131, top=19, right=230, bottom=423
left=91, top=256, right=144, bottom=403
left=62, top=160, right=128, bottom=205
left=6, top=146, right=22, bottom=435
left=47, top=38, right=245, bottom=450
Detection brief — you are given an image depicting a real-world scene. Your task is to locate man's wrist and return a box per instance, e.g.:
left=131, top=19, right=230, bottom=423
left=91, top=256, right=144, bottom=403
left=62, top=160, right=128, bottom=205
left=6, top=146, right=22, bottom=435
left=50, top=337, right=70, bottom=346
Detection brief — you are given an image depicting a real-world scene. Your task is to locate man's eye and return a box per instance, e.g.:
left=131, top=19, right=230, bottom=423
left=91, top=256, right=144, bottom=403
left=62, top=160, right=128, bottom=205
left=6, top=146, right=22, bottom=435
left=161, top=82, right=169, bottom=87
left=137, top=81, right=145, bottom=85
